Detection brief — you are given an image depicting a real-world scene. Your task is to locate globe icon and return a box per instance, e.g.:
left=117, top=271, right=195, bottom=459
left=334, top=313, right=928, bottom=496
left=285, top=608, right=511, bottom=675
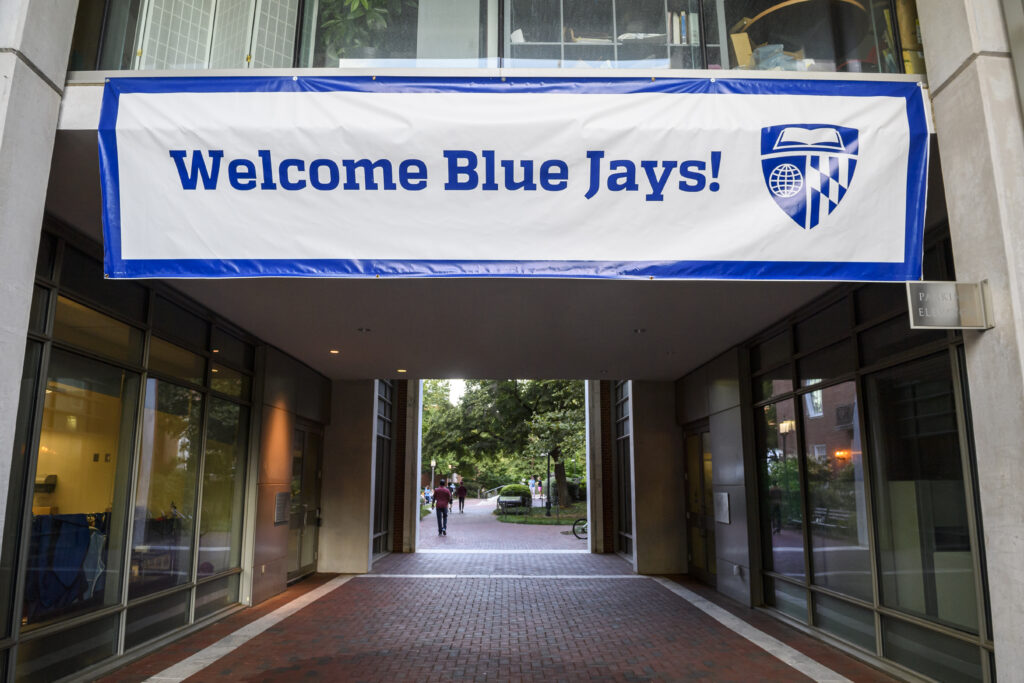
left=769, top=163, right=803, bottom=198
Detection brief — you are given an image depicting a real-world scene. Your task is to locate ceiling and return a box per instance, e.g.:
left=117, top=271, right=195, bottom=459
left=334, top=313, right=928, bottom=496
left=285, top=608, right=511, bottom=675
left=45, top=128, right=832, bottom=381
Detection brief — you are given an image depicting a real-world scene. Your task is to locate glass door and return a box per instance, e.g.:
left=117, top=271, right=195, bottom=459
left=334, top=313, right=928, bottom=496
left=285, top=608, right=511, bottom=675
left=685, top=429, right=716, bottom=584
left=287, top=425, right=322, bottom=581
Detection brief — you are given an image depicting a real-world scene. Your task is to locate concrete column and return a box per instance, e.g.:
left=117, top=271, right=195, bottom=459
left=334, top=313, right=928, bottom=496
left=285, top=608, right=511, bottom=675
left=585, top=380, right=607, bottom=553
left=631, top=381, right=686, bottom=575
left=919, top=0, right=1024, bottom=670
left=0, top=0, right=79, bottom=539
left=319, top=380, right=376, bottom=573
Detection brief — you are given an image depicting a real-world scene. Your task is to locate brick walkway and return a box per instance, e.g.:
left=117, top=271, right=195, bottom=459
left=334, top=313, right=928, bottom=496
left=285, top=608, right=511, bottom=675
left=99, top=553, right=900, bottom=683
left=418, top=497, right=585, bottom=550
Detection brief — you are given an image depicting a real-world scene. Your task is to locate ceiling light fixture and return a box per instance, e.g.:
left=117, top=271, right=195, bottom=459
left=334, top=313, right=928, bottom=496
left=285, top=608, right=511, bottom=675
left=397, top=369, right=407, bottom=373
left=329, top=349, right=340, bottom=354
left=357, top=327, right=371, bottom=333
left=633, top=328, right=646, bottom=334
left=212, top=349, right=220, bottom=353
left=211, top=368, right=219, bottom=373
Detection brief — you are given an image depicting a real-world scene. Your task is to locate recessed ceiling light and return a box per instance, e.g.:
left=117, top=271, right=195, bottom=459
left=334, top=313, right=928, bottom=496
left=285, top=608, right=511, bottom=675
left=397, top=369, right=407, bottom=373
left=357, top=327, right=371, bottom=333
left=211, top=368, right=219, bottom=373
left=329, top=349, right=340, bottom=354
left=212, top=348, right=219, bottom=353
left=633, top=328, right=646, bottom=334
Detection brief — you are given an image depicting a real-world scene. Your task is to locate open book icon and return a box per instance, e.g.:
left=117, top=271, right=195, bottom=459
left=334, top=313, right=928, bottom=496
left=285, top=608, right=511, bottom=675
left=773, top=127, right=845, bottom=151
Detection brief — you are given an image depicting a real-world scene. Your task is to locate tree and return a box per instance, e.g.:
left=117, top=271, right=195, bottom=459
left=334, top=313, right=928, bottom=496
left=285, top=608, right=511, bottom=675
left=420, top=379, right=586, bottom=496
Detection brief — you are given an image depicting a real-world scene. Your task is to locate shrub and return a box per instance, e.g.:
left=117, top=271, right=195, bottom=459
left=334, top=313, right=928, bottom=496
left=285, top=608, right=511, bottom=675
left=577, top=480, right=587, bottom=501
left=500, top=483, right=532, bottom=507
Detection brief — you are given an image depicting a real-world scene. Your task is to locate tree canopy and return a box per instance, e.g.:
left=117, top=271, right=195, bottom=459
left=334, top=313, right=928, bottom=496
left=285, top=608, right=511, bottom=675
left=421, top=379, right=586, bottom=491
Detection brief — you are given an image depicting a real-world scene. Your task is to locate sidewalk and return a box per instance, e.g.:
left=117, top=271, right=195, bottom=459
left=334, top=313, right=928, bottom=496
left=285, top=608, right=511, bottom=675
left=418, top=496, right=584, bottom=551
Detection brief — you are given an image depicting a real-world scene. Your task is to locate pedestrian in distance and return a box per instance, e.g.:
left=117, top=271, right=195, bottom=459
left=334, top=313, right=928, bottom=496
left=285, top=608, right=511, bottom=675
left=456, top=481, right=467, bottom=513
left=434, top=478, right=452, bottom=536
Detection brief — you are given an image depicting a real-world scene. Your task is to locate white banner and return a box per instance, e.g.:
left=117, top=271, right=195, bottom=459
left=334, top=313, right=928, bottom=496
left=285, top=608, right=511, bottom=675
left=99, top=76, right=929, bottom=280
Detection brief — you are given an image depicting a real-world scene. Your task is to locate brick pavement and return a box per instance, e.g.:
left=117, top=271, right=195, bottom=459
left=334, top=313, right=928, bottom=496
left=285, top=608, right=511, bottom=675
left=418, top=497, right=585, bottom=551
left=98, top=553, right=900, bottom=683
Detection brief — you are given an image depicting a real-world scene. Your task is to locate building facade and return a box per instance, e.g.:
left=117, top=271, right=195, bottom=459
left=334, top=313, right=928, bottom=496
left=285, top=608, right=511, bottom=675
left=1, top=0, right=1023, bottom=681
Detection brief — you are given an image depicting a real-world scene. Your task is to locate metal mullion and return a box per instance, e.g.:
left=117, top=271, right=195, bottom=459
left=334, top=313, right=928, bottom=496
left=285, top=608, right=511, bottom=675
left=850, top=325, right=885, bottom=659
left=187, top=379, right=213, bottom=626
left=949, top=346, right=992, bottom=677
left=46, top=339, right=145, bottom=376
left=16, top=603, right=125, bottom=643
left=195, top=566, right=242, bottom=587
left=874, top=603, right=985, bottom=646
left=806, top=583, right=875, bottom=612
left=125, top=582, right=195, bottom=610
left=788, top=327, right=814, bottom=625
left=117, top=292, right=156, bottom=654
left=7, top=343, right=57, bottom=682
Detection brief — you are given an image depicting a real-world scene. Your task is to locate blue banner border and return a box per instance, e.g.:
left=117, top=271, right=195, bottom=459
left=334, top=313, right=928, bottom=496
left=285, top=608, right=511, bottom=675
left=98, top=75, right=929, bottom=282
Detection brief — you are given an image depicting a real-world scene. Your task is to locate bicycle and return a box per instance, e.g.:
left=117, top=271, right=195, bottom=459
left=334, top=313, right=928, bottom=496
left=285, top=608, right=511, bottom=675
left=572, top=518, right=588, bottom=540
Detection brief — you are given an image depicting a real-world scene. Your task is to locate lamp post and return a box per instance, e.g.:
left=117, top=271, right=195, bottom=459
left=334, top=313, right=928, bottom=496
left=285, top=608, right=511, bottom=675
left=545, top=450, right=552, bottom=517
left=430, top=459, right=436, bottom=489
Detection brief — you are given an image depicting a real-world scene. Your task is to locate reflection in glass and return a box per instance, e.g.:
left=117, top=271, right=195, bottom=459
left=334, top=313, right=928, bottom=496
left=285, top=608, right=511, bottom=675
left=195, top=574, right=241, bottom=620
left=722, top=0, right=904, bottom=74
left=883, top=617, right=982, bottom=683
left=124, top=590, right=190, bottom=650
left=129, top=379, right=202, bottom=599
left=150, top=337, right=205, bottom=386
left=754, top=364, right=793, bottom=402
left=766, top=577, right=806, bottom=623
left=53, top=297, right=143, bottom=364
left=757, top=400, right=803, bottom=579
left=23, top=351, right=138, bottom=626
left=16, top=613, right=118, bottom=681
left=867, top=355, right=980, bottom=633
left=198, top=400, right=248, bottom=576
left=211, top=364, right=250, bottom=399
left=803, top=382, right=871, bottom=600
left=814, top=593, right=876, bottom=652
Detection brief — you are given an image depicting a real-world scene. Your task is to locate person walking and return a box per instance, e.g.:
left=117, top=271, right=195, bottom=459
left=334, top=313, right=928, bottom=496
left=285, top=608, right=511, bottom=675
left=456, top=482, right=467, bottom=513
left=433, top=478, right=452, bottom=536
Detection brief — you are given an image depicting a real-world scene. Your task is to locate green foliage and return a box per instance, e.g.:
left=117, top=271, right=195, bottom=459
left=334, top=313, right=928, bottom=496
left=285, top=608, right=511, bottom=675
left=421, top=379, right=587, bottom=493
left=316, top=0, right=416, bottom=58
left=500, top=483, right=531, bottom=506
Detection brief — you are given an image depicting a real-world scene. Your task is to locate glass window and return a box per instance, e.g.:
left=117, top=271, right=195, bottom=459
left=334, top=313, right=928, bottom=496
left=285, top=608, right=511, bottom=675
left=757, top=400, right=803, bottom=580
left=798, top=340, right=853, bottom=387
left=766, top=577, right=806, bottom=623
left=2, top=343, right=44, bottom=637
left=813, top=593, right=875, bottom=652
left=866, top=355, right=981, bottom=633
left=723, top=0, right=909, bottom=74
left=752, top=331, right=790, bottom=372
left=53, top=296, right=144, bottom=365
left=60, top=246, right=146, bottom=322
left=753, top=363, right=793, bottom=403
left=855, top=284, right=906, bottom=324
left=211, top=328, right=254, bottom=370
left=149, top=337, right=206, bottom=386
left=153, top=296, right=209, bottom=351
left=124, top=590, right=190, bottom=650
left=803, top=382, right=871, bottom=601
left=15, top=613, right=118, bottom=682
left=198, top=400, right=248, bottom=576
left=210, top=364, right=250, bottom=399
left=882, top=617, right=982, bottom=683
left=24, top=350, right=139, bottom=627
left=795, top=301, right=848, bottom=352
left=859, top=316, right=945, bottom=367
left=128, top=379, right=202, bottom=599
left=195, top=574, right=240, bottom=620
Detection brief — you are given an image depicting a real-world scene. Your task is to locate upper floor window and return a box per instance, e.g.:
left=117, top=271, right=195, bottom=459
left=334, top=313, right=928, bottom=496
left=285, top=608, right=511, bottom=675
left=68, top=0, right=925, bottom=75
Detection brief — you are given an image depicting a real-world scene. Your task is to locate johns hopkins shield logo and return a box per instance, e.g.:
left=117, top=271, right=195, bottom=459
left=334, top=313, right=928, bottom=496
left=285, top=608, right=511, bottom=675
left=761, top=124, right=859, bottom=230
